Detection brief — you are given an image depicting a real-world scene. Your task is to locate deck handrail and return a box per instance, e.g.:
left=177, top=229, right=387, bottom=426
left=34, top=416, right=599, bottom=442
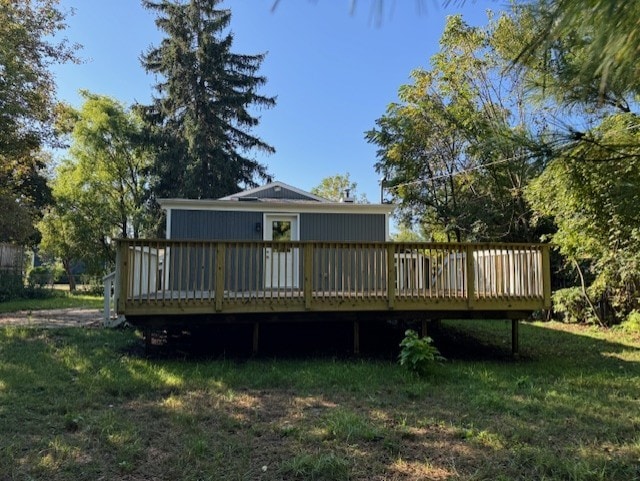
left=114, top=239, right=551, bottom=316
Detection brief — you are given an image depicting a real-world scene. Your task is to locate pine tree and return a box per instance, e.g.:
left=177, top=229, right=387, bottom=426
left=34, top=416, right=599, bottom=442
left=141, top=0, right=275, bottom=200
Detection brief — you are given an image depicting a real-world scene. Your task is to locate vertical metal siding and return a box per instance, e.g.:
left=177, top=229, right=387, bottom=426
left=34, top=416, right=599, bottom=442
left=170, top=210, right=386, bottom=292
left=300, top=213, right=386, bottom=241
left=171, top=210, right=263, bottom=240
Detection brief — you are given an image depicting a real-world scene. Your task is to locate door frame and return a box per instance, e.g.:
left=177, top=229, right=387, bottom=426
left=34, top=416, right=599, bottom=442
left=263, top=213, right=300, bottom=288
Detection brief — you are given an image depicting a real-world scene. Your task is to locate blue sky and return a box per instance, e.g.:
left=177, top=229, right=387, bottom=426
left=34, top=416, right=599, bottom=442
left=52, top=0, right=503, bottom=201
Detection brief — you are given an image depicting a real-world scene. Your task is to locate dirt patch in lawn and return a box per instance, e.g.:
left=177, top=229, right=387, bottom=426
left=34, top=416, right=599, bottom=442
left=0, top=308, right=102, bottom=328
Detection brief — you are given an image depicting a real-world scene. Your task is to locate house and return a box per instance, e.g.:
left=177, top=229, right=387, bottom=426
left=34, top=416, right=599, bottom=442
left=156, top=181, right=393, bottom=291
left=160, top=181, right=392, bottom=243
left=109, top=181, right=551, bottom=356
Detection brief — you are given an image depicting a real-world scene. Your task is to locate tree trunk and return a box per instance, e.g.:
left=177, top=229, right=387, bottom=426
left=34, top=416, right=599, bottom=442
left=573, top=259, right=605, bottom=327
left=63, top=258, right=76, bottom=291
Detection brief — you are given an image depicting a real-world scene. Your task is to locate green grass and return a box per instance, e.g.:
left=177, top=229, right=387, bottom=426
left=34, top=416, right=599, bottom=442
left=0, top=321, right=639, bottom=480
left=0, top=290, right=103, bottom=313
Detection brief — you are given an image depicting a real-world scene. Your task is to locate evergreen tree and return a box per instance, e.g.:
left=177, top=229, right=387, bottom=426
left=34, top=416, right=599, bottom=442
left=141, top=0, right=275, bottom=200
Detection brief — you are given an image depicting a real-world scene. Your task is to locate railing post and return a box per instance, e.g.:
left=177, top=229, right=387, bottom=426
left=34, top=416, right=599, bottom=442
left=116, top=240, right=129, bottom=314
left=103, top=274, right=111, bottom=326
left=542, top=244, right=551, bottom=309
left=304, top=243, right=313, bottom=309
left=387, top=243, right=396, bottom=309
left=466, top=244, right=475, bottom=308
left=215, top=243, right=225, bottom=312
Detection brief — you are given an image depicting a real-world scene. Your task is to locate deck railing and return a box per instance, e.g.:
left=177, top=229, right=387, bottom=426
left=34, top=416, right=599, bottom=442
left=115, top=239, right=551, bottom=316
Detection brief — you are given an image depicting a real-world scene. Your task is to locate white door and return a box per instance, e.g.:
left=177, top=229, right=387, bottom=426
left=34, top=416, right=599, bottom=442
left=264, top=215, right=299, bottom=289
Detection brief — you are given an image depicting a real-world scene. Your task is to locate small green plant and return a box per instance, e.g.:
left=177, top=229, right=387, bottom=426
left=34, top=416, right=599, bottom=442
left=398, top=329, right=444, bottom=376
left=622, top=310, right=640, bottom=333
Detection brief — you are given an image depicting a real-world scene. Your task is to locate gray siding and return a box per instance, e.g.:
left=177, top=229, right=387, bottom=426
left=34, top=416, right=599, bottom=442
left=171, top=210, right=262, bottom=240
left=169, top=209, right=387, bottom=291
left=300, top=213, right=386, bottom=242
left=251, top=186, right=318, bottom=201
left=172, top=210, right=386, bottom=242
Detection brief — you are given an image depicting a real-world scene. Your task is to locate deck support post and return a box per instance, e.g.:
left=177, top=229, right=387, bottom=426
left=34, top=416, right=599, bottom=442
left=144, top=327, right=152, bottom=354
left=252, top=322, right=259, bottom=355
left=421, top=319, right=428, bottom=338
left=511, top=319, right=520, bottom=359
left=353, top=320, right=360, bottom=355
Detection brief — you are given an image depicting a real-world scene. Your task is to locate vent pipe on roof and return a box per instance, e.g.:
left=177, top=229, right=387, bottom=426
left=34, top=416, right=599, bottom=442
left=340, top=188, right=355, bottom=203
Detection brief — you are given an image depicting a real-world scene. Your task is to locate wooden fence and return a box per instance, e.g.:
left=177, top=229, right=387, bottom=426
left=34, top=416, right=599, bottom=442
left=0, top=243, right=24, bottom=273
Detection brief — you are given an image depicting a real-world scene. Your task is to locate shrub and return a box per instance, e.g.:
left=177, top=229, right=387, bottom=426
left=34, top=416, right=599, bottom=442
left=552, top=287, right=594, bottom=324
left=398, top=329, right=443, bottom=376
left=0, top=271, right=24, bottom=302
left=0, top=271, right=56, bottom=302
left=622, top=310, right=640, bottom=334
left=74, top=275, right=106, bottom=296
left=27, top=266, right=53, bottom=288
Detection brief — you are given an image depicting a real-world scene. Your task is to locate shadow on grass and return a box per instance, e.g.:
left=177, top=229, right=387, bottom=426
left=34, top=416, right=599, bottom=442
left=433, top=319, right=640, bottom=368
left=134, top=316, right=640, bottom=368
left=138, top=319, right=409, bottom=361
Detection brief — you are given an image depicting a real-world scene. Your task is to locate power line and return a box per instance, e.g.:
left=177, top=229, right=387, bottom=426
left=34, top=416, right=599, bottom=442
left=384, top=152, right=534, bottom=192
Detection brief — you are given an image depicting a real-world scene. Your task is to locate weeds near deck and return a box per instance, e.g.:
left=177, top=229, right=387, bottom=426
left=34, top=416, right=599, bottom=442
left=398, top=329, right=444, bottom=376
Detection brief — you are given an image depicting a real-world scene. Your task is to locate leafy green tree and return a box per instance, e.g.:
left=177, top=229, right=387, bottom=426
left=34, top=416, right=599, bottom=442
left=38, top=206, right=89, bottom=292
left=512, top=1, right=640, bottom=323
left=38, top=160, right=115, bottom=291
left=310, top=173, right=368, bottom=202
left=67, top=92, right=153, bottom=239
left=39, top=93, right=152, bottom=283
left=526, top=112, right=640, bottom=322
left=391, top=223, right=427, bottom=242
left=141, top=0, right=275, bottom=200
left=367, top=14, right=548, bottom=243
left=0, top=0, right=78, bottom=244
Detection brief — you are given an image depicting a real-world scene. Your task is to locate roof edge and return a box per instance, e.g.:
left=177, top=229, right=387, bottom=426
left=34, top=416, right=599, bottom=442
left=158, top=198, right=395, bottom=215
left=218, top=181, right=330, bottom=202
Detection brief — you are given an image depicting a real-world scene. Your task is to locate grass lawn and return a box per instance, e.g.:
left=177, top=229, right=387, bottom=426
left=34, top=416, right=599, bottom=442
left=0, top=290, right=103, bottom=314
left=0, top=320, right=638, bottom=480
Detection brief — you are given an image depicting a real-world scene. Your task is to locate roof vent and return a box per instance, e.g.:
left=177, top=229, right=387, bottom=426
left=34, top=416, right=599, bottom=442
left=340, top=188, right=355, bottom=203
left=238, top=196, right=259, bottom=202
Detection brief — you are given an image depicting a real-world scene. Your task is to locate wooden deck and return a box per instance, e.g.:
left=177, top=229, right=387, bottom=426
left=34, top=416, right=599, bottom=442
left=115, top=239, right=551, bottom=319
